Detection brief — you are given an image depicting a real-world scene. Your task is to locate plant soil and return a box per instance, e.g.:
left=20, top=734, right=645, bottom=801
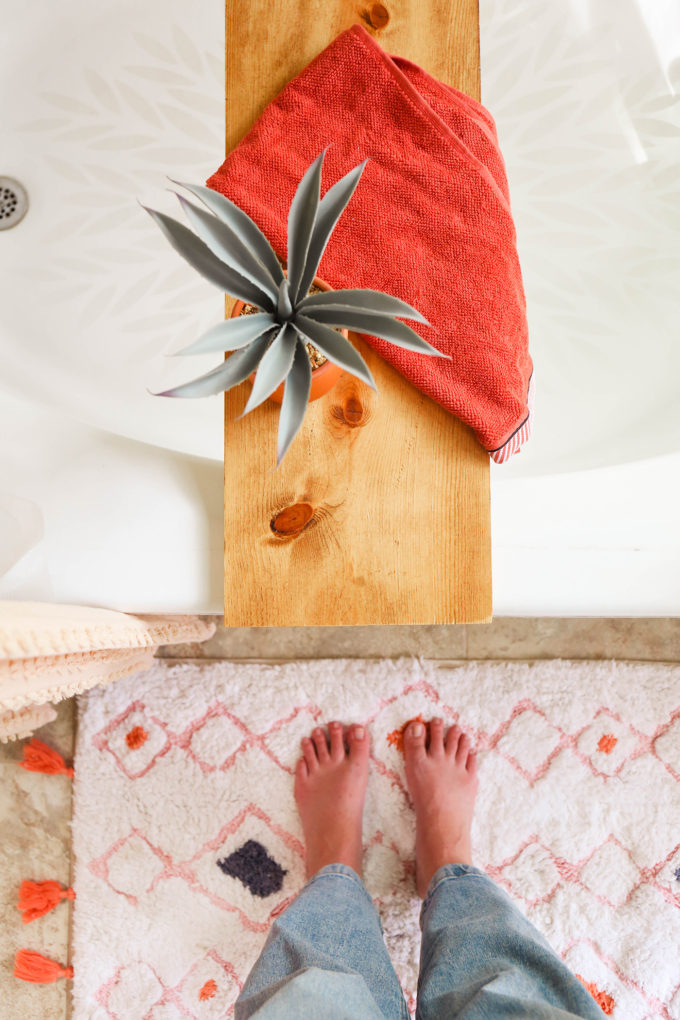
left=241, top=283, right=328, bottom=369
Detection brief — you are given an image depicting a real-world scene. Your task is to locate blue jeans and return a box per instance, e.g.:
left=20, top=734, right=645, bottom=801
left=235, top=863, right=603, bottom=1018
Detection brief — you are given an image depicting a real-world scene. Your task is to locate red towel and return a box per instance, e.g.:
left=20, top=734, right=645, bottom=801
left=207, top=24, right=533, bottom=462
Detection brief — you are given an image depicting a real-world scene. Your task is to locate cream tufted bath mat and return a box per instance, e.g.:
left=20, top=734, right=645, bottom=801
left=72, top=658, right=680, bottom=1018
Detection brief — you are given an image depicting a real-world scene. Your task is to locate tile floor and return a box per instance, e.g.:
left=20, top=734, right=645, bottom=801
left=2, top=617, right=679, bottom=1018
left=157, top=615, right=680, bottom=663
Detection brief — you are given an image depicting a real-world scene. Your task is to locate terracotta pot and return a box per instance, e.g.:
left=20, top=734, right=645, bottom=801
left=231, top=274, right=346, bottom=405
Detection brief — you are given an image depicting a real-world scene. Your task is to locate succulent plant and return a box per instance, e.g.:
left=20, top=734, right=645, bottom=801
left=141, top=149, right=448, bottom=465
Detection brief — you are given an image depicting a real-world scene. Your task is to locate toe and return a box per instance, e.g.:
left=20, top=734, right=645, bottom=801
left=348, top=725, right=369, bottom=761
left=429, top=717, right=445, bottom=755
left=404, top=720, right=427, bottom=763
left=445, top=724, right=461, bottom=756
left=295, top=757, right=308, bottom=783
left=466, top=748, right=478, bottom=775
left=456, top=731, right=471, bottom=765
left=312, top=727, right=330, bottom=763
left=329, top=721, right=345, bottom=761
left=302, top=737, right=317, bottom=772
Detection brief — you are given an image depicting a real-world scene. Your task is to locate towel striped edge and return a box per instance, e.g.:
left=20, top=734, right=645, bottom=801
left=488, top=373, right=535, bottom=465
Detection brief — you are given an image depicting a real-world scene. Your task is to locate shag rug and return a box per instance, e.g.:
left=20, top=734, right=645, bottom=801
left=72, top=658, right=680, bottom=1019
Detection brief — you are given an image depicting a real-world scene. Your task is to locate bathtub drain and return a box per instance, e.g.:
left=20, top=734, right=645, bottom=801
left=0, top=178, right=28, bottom=230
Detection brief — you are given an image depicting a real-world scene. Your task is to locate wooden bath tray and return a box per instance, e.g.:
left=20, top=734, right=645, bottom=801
left=223, top=0, right=491, bottom=627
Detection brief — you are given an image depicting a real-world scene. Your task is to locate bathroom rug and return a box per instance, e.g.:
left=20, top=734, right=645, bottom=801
left=72, top=658, right=680, bottom=1018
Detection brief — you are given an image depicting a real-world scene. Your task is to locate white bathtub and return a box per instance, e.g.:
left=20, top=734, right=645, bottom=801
left=1, top=0, right=679, bottom=614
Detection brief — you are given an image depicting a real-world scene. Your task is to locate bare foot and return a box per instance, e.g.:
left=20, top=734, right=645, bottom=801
left=403, top=718, right=478, bottom=897
left=294, top=721, right=370, bottom=878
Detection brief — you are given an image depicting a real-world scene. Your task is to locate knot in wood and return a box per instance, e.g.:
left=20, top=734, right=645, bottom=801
left=363, top=3, right=390, bottom=29
left=270, top=502, right=314, bottom=536
left=331, top=395, right=367, bottom=428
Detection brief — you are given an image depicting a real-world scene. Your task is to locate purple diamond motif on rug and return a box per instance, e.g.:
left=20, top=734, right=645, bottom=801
left=217, top=839, right=288, bottom=898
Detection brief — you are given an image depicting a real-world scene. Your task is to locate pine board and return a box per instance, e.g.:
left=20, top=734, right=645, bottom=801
left=223, top=0, right=491, bottom=626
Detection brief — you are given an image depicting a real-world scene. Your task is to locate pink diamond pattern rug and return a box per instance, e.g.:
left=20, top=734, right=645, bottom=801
left=72, top=658, right=680, bottom=1019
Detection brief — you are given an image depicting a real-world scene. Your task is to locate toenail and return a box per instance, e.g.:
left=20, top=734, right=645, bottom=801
left=433, top=717, right=443, bottom=725
left=354, top=726, right=365, bottom=739
left=410, top=722, right=424, bottom=737
left=314, top=728, right=322, bottom=735
left=330, top=721, right=341, bottom=728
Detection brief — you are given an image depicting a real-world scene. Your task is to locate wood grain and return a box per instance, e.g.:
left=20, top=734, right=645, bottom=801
left=224, top=0, right=491, bottom=626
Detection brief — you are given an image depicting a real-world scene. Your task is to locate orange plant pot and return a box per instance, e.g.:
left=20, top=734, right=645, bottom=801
left=231, top=274, right=346, bottom=405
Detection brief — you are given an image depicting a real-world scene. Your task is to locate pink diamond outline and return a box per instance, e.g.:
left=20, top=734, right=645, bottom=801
left=641, top=839, right=680, bottom=909
left=489, top=702, right=566, bottom=784
left=576, top=834, right=645, bottom=909
left=489, top=836, right=563, bottom=907
left=181, top=703, right=251, bottom=774
left=178, top=802, right=305, bottom=932
left=259, top=704, right=324, bottom=773
left=92, top=700, right=172, bottom=780
left=652, top=708, right=680, bottom=781
left=95, top=960, right=169, bottom=1020
left=176, top=702, right=324, bottom=776
left=88, top=827, right=178, bottom=907
left=571, top=707, right=648, bottom=779
left=173, top=948, right=243, bottom=1016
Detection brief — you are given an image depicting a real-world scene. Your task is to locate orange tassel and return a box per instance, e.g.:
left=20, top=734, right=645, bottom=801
left=14, top=950, right=73, bottom=983
left=18, top=880, right=75, bottom=923
left=19, top=738, right=74, bottom=777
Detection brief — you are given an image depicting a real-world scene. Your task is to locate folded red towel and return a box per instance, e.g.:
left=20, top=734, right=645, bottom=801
left=207, top=24, right=533, bottom=462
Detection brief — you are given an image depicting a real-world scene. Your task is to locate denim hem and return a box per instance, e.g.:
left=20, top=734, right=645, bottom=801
left=420, top=863, right=489, bottom=926
left=304, top=863, right=377, bottom=910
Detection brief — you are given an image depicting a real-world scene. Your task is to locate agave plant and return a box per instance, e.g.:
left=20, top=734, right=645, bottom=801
left=141, top=149, right=448, bottom=465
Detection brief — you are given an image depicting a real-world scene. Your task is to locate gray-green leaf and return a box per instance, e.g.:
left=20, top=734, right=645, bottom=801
left=152, top=332, right=274, bottom=398
left=301, top=307, right=447, bottom=357
left=277, top=339, right=312, bottom=465
left=298, top=287, right=430, bottom=324
left=141, top=204, right=275, bottom=310
left=172, top=312, right=275, bottom=356
left=295, top=159, right=368, bottom=303
left=175, top=193, right=280, bottom=302
left=294, top=315, right=376, bottom=390
left=286, top=149, right=326, bottom=304
left=169, top=179, right=284, bottom=286
left=240, top=323, right=298, bottom=417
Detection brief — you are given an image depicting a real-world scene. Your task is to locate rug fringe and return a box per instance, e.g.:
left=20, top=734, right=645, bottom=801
left=19, top=738, right=74, bottom=777
left=14, top=949, right=73, bottom=983
left=18, top=880, right=75, bottom=923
